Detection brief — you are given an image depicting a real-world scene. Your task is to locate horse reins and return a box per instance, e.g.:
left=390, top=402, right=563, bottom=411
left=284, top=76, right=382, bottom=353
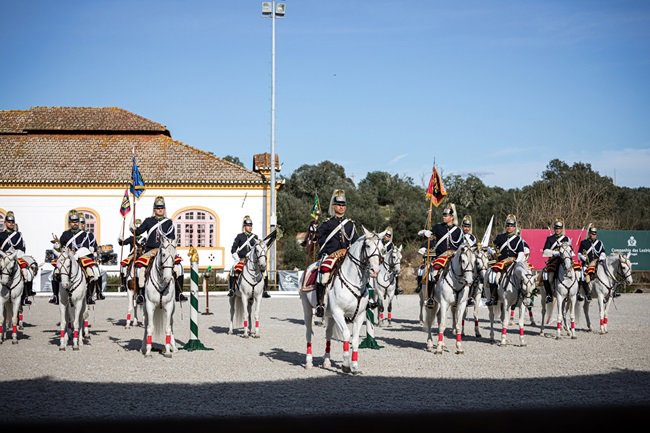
left=0, top=259, right=22, bottom=293
left=337, top=237, right=382, bottom=322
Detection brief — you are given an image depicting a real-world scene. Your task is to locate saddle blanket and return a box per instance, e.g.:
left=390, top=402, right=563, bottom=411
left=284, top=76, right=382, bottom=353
left=175, top=255, right=182, bottom=265
left=319, top=249, right=347, bottom=272
left=17, top=258, right=29, bottom=269
left=491, top=258, right=514, bottom=272
left=120, top=256, right=133, bottom=267
left=573, top=260, right=581, bottom=270
left=135, top=256, right=150, bottom=268
left=79, top=257, right=96, bottom=268
left=545, top=259, right=581, bottom=272
left=300, top=268, right=318, bottom=292
left=233, top=260, right=244, bottom=273
left=586, top=265, right=596, bottom=275
left=432, top=255, right=449, bottom=270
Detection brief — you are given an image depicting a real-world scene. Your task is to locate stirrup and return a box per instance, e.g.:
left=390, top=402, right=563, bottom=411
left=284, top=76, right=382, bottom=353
left=136, top=294, right=144, bottom=305
left=49, top=295, right=59, bottom=305
left=577, top=294, right=584, bottom=302
left=315, top=305, right=324, bottom=317
left=262, top=291, right=271, bottom=298
left=227, top=289, right=234, bottom=297
left=22, top=297, right=32, bottom=306
left=425, top=298, right=434, bottom=308
left=545, top=295, right=552, bottom=304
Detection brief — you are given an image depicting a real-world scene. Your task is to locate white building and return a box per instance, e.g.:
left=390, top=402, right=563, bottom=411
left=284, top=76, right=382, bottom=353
left=0, top=106, right=280, bottom=285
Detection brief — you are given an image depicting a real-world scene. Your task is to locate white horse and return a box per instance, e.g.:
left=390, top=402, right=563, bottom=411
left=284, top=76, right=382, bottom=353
left=141, top=237, right=177, bottom=358
left=55, top=248, right=89, bottom=351
left=462, top=246, right=490, bottom=338
left=487, top=259, right=536, bottom=346
left=540, top=242, right=579, bottom=339
left=582, top=253, right=633, bottom=334
left=228, top=238, right=268, bottom=338
left=374, top=245, right=402, bottom=327
left=300, top=227, right=383, bottom=374
left=0, top=252, right=24, bottom=344
left=426, top=246, right=476, bottom=354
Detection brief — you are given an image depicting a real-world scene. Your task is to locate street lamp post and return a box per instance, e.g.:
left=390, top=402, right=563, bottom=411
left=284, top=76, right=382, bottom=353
left=262, top=1, right=285, bottom=288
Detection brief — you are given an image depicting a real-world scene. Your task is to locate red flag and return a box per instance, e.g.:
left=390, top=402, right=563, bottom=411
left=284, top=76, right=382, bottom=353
left=120, top=188, right=131, bottom=217
left=425, top=165, right=447, bottom=207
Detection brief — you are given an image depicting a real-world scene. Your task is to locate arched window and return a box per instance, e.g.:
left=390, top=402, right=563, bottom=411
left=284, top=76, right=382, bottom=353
left=72, top=208, right=100, bottom=244
left=175, top=209, right=217, bottom=248
left=0, top=210, right=5, bottom=233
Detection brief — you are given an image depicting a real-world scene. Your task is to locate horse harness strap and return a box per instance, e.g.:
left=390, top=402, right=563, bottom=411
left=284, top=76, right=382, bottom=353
left=1, top=260, right=22, bottom=292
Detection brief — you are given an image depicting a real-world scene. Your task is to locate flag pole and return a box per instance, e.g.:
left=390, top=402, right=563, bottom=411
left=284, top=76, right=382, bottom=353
left=422, top=161, right=436, bottom=299
left=119, top=216, right=126, bottom=265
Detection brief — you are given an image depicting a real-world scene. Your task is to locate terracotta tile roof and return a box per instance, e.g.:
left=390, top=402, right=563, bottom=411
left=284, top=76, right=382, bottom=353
left=0, top=107, right=169, bottom=134
left=0, top=106, right=266, bottom=186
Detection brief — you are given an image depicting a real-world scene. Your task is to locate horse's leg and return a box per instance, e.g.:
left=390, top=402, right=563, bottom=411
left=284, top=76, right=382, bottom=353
left=350, top=314, right=365, bottom=374
left=253, top=293, right=262, bottom=338
left=126, top=288, right=134, bottom=329
left=569, top=294, right=577, bottom=339
left=488, top=304, right=497, bottom=343
left=301, top=293, right=315, bottom=369
left=435, top=299, right=446, bottom=354
left=455, top=297, right=468, bottom=354
left=323, top=316, right=334, bottom=369
left=144, top=298, right=155, bottom=357
left=387, top=296, right=393, bottom=326
left=228, top=296, right=235, bottom=335
left=163, top=300, right=173, bottom=358
left=241, top=295, right=250, bottom=338
left=583, top=296, right=592, bottom=332
left=540, top=287, right=547, bottom=336
left=330, top=307, right=351, bottom=373
left=603, top=294, right=611, bottom=334
left=11, top=295, right=20, bottom=344
left=474, top=287, right=482, bottom=338
left=500, top=297, right=509, bottom=346
left=0, top=298, right=5, bottom=344
left=419, top=290, right=425, bottom=327
left=72, top=299, right=81, bottom=350
left=555, top=294, right=564, bottom=340
left=57, top=296, right=68, bottom=350
left=518, top=301, right=527, bottom=347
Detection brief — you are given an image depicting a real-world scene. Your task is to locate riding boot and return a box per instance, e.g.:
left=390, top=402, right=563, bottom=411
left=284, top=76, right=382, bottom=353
left=96, top=274, right=105, bottom=300
left=136, top=287, right=144, bottom=305
left=175, top=275, right=187, bottom=302
left=86, top=280, right=96, bottom=305
left=21, top=284, right=32, bottom=306
left=425, top=277, right=435, bottom=308
left=315, top=283, right=325, bottom=317
left=394, top=276, right=403, bottom=295
left=262, top=276, right=271, bottom=298
left=25, top=280, right=36, bottom=296
left=227, top=275, right=235, bottom=297
left=415, top=275, right=422, bottom=294
left=543, top=280, right=552, bottom=304
left=49, top=279, right=60, bottom=305
left=485, top=283, right=498, bottom=306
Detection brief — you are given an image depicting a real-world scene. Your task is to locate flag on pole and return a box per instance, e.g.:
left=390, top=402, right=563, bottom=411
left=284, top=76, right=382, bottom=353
left=425, top=165, right=447, bottom=207
left=310, top=193, right=321, bottom=219
left=119, top=188, right=131, bottom=217
left=130, top=157, right=145, bottom=198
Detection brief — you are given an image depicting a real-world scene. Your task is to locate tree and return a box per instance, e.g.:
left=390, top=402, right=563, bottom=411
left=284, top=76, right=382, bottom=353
left=223, top=155, right=244, bottom=167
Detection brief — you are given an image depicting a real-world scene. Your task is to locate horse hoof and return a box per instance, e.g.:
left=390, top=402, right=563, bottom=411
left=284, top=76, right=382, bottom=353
left=227, top=330, right=233, bottom=335
left=571, top=335, right=577, bottom=340
left=12, top=340, right=18, bottom=345
left=242, top=334, right=250, bottom=339
left=59, top=347, right=66, bottom=351
left=456, top=349, right=464, bottom=355
left=253, top=334, right=260, bottom=339
left=322, top=359, right=332, bottom=369
left=18, top=326, right=24, bottom=331
left=144, top=352, right=152, bottom=358
left=341, top=365, right=351, bottom=374
left=305, top=363, right=313, bottom=370
left=519, top=342, right=528, bottom=347
left=352, top=370, right=363, bottom=375
left=73, top=346, right=79, bottom=351
left=163, top=352, right=172, bottom=359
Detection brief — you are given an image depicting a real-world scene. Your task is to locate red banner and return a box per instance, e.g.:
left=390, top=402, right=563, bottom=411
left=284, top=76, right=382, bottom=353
left=520, top=229, right=584, bottom=270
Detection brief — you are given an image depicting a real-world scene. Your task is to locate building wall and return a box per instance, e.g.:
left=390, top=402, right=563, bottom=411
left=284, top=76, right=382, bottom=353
left=0, top=185, right=268, bottom=275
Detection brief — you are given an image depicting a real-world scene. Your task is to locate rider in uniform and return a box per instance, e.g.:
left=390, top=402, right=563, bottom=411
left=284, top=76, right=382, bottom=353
left=417, top=203, right=463, bottom=307
left=0, top=211, right=36, bottom=305
left=314, top=189, right=358, bottom=318
left=228, top=215, right=269, bottom=298
left=78, top=213, right=105, bottom=302
left=578, top=226, right=608, bottom=301
left=122, top=196, right=186, bottom=302
left=381, top=226, right=402, bottom=295
left=542, top=218, right=572, bottom=304
left=118, top=218, right=147, bottom=304
left=485, top=214, right=526, bottom=306
left=55, top=210, right=101, bottom=305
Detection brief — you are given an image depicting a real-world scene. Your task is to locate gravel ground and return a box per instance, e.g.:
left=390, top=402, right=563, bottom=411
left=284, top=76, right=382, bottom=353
left=1, top=292, right=650, bottom=425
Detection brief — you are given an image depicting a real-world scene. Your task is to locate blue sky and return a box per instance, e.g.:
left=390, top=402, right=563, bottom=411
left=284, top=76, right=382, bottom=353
left=2, top=0, right=649, bottom=189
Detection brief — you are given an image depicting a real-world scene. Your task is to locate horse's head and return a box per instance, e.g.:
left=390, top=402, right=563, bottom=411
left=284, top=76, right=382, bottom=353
left=384, top=244, right=402, bottom=276
left=557, top=242, right=574, bottom=270
left=56, top=248, right=76, bottom=290
left=0, top=251, right=17, bottom=287
left=158, top=236, right=176, bottom=286
left=361, top=226, right=383, bottom=278
left=248, top=239, right=267, bottom=274
left=618, top=253, right=634, bottom=286
left=474, top=247, right=490, bottom=282
left=516, top=261, right=536, bottom=298
left=455, top=245, right=475, bottom=287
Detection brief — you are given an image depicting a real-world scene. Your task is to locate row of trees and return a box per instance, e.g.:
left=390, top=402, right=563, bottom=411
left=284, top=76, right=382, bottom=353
left=228, top=156, right=649, bottom=270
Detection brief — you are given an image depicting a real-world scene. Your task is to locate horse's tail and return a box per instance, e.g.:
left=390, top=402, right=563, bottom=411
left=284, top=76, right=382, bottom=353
left=325, top=315, right=346, bottom=341
left=153, top=306, right=164, bottom=343
left=233, top=296, right=244, bottom=329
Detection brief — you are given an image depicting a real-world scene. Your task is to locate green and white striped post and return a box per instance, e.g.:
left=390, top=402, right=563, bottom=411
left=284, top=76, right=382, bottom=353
left=183, top=247, right=212, bottom=351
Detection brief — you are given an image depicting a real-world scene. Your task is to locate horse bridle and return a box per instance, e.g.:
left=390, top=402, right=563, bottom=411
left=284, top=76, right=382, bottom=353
left=0, top=258, right=21, bottom=292
left=442, top=247, right=474, bottom=291
left=556, top=244, right=577, bottom=290
left=58, top=253, right=83, bottom=298
left=337, top=236, right=383, bottom=322
left=238, top=244, right=266, bottom=292
left=596, top=255, right=632, bottom=292
left=375, top=249, right=400, bottom=298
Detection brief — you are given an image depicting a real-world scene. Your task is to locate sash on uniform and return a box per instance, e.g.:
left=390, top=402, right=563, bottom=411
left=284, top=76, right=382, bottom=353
left=1, top=231, right=19, bottom=251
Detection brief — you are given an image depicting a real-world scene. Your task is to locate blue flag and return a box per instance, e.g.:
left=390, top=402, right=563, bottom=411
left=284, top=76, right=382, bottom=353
left=130, top=157, right=145, bottom=198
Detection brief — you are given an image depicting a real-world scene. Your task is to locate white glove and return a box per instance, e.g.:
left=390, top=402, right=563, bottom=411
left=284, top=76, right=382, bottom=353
left=487, top=247, right=495, bottom=255
left=89, top=247, right=95, bottom=254
left=232, top=253, right=240, bottom=262
left=418, top=247, right=427, bottom=256
left=578, top=253, right=586, bottom=261
left=553, top=251, right=561, bottom=257
left=418, top=229, right=432, bottom=238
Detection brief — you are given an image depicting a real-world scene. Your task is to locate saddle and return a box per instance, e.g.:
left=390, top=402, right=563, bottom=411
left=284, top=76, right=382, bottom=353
left=17, top=258, right=29, bottom=269
left=319, top=249, right=347, bottom=273
left=79, top=256, right=97, bottom=268
left=233, top=260, right=245, bottom=274
left=491, top=257, right=515, bottom=272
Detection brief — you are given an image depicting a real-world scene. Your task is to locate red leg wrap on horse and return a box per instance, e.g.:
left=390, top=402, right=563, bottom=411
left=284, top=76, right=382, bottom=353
left=600, top=319, right=604, bottom=326
left=0, top=325, right=3, bottom=334
left=571, top=321, right=575, bottom=329
left=13, top=325, right=17, bottom=334
left=19, top=313, right=23, bottom=322
left=127, top=313, right=131, bottom=321
left=475, top=319, right=479, bottom=326
left=379, top=313, right=384, bottom=320
left=388, top=313, right=392, bottom=320
left=604, top=317, right=608, bottom=324
left=147, top=335, right=152, bottom=345
left=557, top=322, right=562, bottom=330
left=438, top=332, right=443, bottom=342
left=462, top=319, right=465, bottom=327
left=243, top=320, right=248, bottom=328
left=60, top=330, right=65, bottom=338
left=343, top=341, right=350, bottom=352
left=255, top=320, right=259, bottom=328
left=456, top=333, right=461, bottom=342
left=73, top=330, right=78, bottom=339
left=306, top=342, right=312, bottom=355
left=84, top=320, right=88, bottom=328
left=325, top=340, right=331, bottom=353
left=519, top=327, right=524, bottom=336
left=351, top=351, right=358, bottom=362
left=165, top=335, right=171, bottom=344
left=502, top=328, right=507, bottom=335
